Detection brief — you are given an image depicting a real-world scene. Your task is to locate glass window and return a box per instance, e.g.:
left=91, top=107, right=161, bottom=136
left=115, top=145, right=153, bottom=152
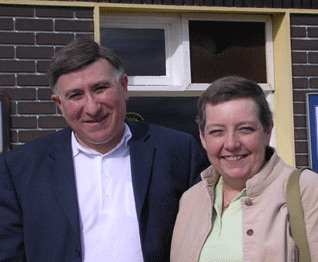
left=100, top=28, right=166, bottom=76
left=99, top=13, right=273, bottom=91
left=189, top=20, right=266, bottom=84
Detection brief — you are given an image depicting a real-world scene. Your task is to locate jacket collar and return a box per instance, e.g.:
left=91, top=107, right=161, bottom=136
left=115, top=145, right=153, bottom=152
left=126, top=121, right=155, bottom=221
left=48, top=127, right=81, bottom=236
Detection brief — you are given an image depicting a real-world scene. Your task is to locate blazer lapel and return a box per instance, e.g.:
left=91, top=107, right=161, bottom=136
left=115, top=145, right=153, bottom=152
left=48, top=128, right=80, bottom=236
left=127, top=121, right=155, bottom=221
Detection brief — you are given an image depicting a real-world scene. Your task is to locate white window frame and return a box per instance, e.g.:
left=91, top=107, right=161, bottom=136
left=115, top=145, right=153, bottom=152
left=100, top=13, right=184, bottom=90
left=100, top=12, right=274, bottom=92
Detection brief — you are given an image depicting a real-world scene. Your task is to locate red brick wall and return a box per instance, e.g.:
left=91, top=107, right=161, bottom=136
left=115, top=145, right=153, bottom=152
left=0, top=4, right=94, bottom=149
left=291, top=14, right=318, bottom=168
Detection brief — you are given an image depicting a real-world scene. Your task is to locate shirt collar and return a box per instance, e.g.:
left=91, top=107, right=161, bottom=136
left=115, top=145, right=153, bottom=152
left=72, top=123, right=132, bottom=157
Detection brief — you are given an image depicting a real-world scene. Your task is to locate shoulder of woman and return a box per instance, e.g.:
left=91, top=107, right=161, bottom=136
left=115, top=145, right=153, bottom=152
left=299, top=168, right=318, bottom=185
left=298, top=169, right=318, bottom=209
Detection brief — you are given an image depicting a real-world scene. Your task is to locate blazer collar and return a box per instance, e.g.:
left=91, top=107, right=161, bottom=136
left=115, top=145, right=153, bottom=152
left=48, top=127, right=81, bottom=236
left=126, top=121, right=155, bottom=220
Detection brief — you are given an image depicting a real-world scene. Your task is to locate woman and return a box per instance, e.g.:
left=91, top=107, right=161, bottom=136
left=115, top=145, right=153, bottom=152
left=170, top=76, right=318, bottom=262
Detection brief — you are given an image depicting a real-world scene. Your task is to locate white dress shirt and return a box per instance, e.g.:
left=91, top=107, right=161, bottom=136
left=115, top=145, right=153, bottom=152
left=72, top=124, right=144, bottom=262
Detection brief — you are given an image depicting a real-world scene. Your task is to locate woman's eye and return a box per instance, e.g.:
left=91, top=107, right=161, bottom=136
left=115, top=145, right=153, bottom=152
left=209, top=130, right=223, bottom=136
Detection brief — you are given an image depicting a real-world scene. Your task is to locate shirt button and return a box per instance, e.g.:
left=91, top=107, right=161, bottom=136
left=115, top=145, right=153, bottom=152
left=102, top=173, right=108, bottom=178
left=103, top=192, right=109, bottom=197
left=247, top=229, right=254, bottom=236
left=244, top=198, right=253, bottom=206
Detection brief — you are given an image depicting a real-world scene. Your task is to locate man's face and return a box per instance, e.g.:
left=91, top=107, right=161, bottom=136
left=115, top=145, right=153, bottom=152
left=51, top=58, right=129, bottom=154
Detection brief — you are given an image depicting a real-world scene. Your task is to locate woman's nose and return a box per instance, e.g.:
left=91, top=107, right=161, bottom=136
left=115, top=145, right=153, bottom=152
left=224, top=132, right=240, bottom=150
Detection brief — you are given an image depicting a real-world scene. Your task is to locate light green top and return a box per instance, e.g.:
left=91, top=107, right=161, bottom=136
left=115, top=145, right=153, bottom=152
left=199, top=177, right=247, bottom=262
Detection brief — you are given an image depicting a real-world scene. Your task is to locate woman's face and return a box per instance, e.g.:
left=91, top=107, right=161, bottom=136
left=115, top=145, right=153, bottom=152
left=200, top=98, right=272, bottom=184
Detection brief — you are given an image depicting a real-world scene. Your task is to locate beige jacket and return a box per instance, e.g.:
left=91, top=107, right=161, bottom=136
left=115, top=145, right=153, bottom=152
left=171, top=149, right=318, bottom=262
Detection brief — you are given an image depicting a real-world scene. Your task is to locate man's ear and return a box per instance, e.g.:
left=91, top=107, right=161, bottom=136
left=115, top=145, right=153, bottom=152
left=120, top=74, right=129, bottom=102
left=51, top=94, right=63, bottom=113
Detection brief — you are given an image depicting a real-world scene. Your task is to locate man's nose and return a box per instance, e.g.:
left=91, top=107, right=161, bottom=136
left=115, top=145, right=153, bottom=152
left=84, top=95, right=101, bottom=116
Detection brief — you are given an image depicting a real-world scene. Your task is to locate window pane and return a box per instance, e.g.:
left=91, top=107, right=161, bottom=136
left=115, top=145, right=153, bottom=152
left=100, top=28, right=166, bottom=76
left=189, top=20, right=266, bottom=83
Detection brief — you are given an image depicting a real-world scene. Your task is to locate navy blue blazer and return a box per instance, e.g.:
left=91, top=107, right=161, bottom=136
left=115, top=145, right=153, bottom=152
left=0, top=121, right=208, bottom=262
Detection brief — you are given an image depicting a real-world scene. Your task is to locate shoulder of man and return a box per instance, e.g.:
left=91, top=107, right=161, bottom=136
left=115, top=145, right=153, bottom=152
left=2, top=127, right=72, bottom=161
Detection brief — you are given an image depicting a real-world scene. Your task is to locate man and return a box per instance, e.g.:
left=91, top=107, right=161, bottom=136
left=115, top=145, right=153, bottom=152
left=0, top=38, right=207, bottom=261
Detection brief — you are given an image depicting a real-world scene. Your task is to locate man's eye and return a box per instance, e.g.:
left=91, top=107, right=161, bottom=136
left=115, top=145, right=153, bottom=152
left=95, top=86, right=108, bottom=92
left=68, top=93, right=80, bottom=100
left=239, top=127, right=254, bottom=134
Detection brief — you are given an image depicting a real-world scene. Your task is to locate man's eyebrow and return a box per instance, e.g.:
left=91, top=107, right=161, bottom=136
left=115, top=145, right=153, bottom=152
left=64, top=88, right=82, bottom=97
left=91, top=80, right=113, bottom=88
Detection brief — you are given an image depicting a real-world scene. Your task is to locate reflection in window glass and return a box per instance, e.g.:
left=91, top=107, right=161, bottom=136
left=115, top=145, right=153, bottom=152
left=189, top=21, right=266, bottom=84
left=100, top=28, right=166, bottom=76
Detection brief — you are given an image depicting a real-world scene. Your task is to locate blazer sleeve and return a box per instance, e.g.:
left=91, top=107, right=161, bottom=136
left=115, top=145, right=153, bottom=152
left=0, top=155, right=25, bottom=261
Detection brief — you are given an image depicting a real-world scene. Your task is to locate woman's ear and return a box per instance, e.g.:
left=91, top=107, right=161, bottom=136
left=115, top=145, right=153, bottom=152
left=265, top=121, right=274, bottom=146
left=199, top=129, right=207, bottom=151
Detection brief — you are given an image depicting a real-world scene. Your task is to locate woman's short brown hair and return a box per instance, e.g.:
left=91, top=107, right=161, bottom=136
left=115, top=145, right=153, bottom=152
left=197, top=76, right=273, bottom=133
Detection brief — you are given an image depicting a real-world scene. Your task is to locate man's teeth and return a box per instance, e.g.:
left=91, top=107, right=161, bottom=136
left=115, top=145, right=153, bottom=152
left=224, top=156, right=243, bottom=161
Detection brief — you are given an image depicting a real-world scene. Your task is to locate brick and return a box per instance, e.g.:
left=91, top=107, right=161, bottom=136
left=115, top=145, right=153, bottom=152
left=291, top=39, right=318, bottom=50
left=294, top=128, right=308, bottom=140
left=37, top=61, right=51, bottom=73
left=10, top=101, right=16, bottom=114
left=16, top=46, right=54, bottom=59
left=36, top=6, right=74, bottom=18
left=55, top=20, right=94, bottom=32
left=0, top=5, right=34, bottom=17
left=293, top=102, right=306, bottom=114
left=18, top=101, right=56, bottom=114
left=293, top=77, right=308, bottom=89
left=36, top=33, right=74, bottom=45
left=294, top=115, right=307, bottom=127
left=0, top=46, right=14, bottom=58
left=309, top=78, right=318, bottom=88
left=17, top=74, right=48, bottom=86
left=291, top=14, right=318, bottom=25
left=295, top=141, right=308, bottom=153
left=75, top=8, right=94, bottom=19
left=11, top=116, right=37, bottom=128
left=290, top=26, right=306, bottom=37
left=16, top=18, right=53, bottom=31
left=293, top=65, right=318, bottom=76
left=0, top=61, right=35, bottom=73
left=292, top=51, right=307, bottom=63
left=308, top=52, right=318, bottom=63
left=3, top=88, right=36, bottom=100
left=18, top=130, right=56, bottom=143
left=11, top=131, right=18, bottom=144
left=295, top=154, right=309, bottom=167
left=293, top=90, right=307, bottom=101
left=38, top=88, right=53, bottom=100
left=39, top=116, right=68, bottom=128
left=0, top=32, right=34, bottom=45
left=75, top=33, right=94, bottom=40
left=308, top=27, right=318, bottom=37
left=0, top=75, right=15, bottom=86
left=0, top=18, right=14, bottom=30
